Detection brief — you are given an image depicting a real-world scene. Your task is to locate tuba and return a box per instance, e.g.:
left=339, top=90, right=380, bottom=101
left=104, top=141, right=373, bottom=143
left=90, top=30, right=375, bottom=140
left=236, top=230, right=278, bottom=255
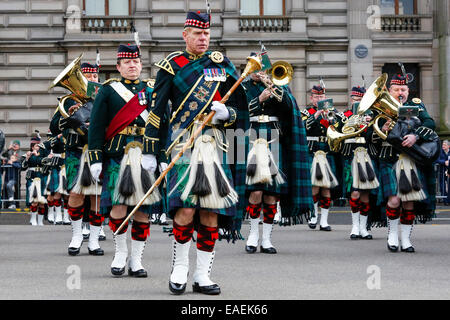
left=49, top=53, right=89, bottom=120
left=356, top=73, right=400, bottom=140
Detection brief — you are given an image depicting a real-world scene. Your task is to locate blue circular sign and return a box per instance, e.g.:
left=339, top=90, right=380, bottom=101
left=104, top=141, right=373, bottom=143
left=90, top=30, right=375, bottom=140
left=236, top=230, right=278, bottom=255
left=355, top=45, right=369, bottom=59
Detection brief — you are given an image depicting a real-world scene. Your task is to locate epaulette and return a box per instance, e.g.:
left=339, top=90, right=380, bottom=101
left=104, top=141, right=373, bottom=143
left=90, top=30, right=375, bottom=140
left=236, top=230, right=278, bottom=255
left=102, top=78, right=120, bottom=86
left=155, top=51, right=184, bottom=76
left=143, top=78, right=156, bottom=88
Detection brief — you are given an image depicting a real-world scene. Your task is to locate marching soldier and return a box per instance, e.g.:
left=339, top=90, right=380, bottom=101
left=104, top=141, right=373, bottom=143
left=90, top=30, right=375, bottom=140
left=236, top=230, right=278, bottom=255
left=378, top=73, right=436, bottom=252
left=88, top=45, right=161, bottom=277
left=144, top=10, right=247, bottom=295
left=242, top=67, right=313, bottom=254
left=335, top=91, right=381, bottom=239
left=22, top=134, right=47, bottom=226
left=42, top=133, right=65, bottom=225
left=303, top=84, right=345, bottom=231
left=50, top=61, right=104, bottom=256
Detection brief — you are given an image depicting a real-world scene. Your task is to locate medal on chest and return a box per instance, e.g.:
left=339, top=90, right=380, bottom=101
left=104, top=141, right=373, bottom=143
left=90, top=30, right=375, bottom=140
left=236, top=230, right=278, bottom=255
left=203, top=68, right=227, bottom=82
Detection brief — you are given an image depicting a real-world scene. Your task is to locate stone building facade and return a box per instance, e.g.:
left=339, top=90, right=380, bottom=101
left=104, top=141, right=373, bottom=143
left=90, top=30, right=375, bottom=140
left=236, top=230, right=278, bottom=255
left=1, top=0, right=449, bottom=151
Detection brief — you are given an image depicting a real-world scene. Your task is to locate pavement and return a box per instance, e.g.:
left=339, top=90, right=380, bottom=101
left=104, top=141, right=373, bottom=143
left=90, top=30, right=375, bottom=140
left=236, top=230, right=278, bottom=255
left=0, top=207, right=450, bottom=301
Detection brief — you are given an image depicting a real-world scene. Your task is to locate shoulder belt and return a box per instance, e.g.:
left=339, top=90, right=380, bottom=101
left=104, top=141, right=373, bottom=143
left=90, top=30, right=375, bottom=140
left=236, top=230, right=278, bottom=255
left=109, top=82, right=149, bottom=122
left=155, top=51, right=184, bottom=76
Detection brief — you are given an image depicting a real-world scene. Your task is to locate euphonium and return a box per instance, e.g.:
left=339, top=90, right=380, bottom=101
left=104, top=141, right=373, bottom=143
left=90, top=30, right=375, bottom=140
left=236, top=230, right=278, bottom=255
left=357, top=73, right=401, bottom=140
left=327, top=115, right=370, bottom=152
left=49, top=53, right=89, bottom=119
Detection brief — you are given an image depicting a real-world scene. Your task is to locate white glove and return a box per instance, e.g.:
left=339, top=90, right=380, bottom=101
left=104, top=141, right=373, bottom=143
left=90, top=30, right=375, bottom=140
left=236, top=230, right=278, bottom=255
left=159, top=162, right=168, bottom=173
left=142, top=154, right=157, bottom=173
left=90, top=162, right=102, bottom=182
left=211, top=101, right=230, bottom=124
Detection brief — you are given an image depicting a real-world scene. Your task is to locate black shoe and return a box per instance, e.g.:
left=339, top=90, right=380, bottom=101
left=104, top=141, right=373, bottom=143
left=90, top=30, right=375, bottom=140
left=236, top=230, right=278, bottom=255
left=83, top=234, right=90, bottom=240
left=88, top=247, right=104, bottom=256
left=260, top=246, right=277, bottom=254
left=99, top=235, right=106, bottom=241
left=159, top=221, right=169, bottom=226
left=192, top=282, right=221, bottom=295
left=308, top=223, right=317, bottom=229
left=387, top=243, right=399, bottom=252
left=320, top=225, right=332, bottom=231
left=350, top=234, right=360, bottom=240
left=111, top=267, right=126, bottom=276
left=63, top=222, right=71, bottom=225
left=68, top=247, right=80, bottom=256
left=128, top=268, right=148, bottom=277
left=401, top=246, right=415, bottom=253
left=169, top=281, right=187, bottom=295
left=245, top=245, right=257, bottom=253
left=360, top=234, right=373, bottom=240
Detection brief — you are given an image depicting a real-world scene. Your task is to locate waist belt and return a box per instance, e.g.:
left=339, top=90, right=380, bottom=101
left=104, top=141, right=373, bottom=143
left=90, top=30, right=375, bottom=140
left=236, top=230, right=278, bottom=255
left=307, top=136, right=327, bottom=142
left=118, top=125, right=145, bottom=136
left=28, top=167, right=41, bottom=172
left=249, top=115, right=279, bottom=123
left=52, top=153, right=62, bottom=157
left=344, top=137, right=366, bottom=144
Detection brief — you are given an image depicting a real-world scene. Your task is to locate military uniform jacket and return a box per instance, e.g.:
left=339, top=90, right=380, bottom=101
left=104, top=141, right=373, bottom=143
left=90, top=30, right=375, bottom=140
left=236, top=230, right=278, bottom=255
left=88, top=78, right=153, bottom=164
left=243, top=79, right=289, bottom=120
left=304, top=106, right=346, bottom=153
left=143, top=51, right=241, bottom=160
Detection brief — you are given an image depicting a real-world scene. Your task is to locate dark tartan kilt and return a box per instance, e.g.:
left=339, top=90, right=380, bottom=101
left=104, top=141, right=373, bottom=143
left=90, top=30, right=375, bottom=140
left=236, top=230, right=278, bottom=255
left=378, top=158, right=431, bottom=202
left=65, top=149, right=82, bottom=192
left=308, top=141, right=337, bottom=183
left=167, top=141, right=237, bottom=220
left=246, top=121, right=288, bottom=195
left=46, top=167, right=61, bottom=193
left=99, top=136, right=162, bottom=217
left=342, top=156, right=379, bottom=197
left=25, top=172, right=47, bottom=206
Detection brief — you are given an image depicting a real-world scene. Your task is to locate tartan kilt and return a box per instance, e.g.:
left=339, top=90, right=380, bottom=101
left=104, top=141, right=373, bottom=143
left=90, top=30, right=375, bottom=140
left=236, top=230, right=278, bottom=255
left=167, top=136, right=237, bottom=220
left=379, top=160, right=397, bottom=200
left=379, top=158, right=430, bottom=201
left=44, top=167, right=61, bottom=194
left=100, top=136, right=162, bottom=216
left=342, top=156, right=379, bottom=197
left=26, top=172, right=47, bottom=206
left=246, top=122, right=288, bottom=195
left=308, top=141, right=337, bottom=187
left=65, top=149, right=82, bottom=192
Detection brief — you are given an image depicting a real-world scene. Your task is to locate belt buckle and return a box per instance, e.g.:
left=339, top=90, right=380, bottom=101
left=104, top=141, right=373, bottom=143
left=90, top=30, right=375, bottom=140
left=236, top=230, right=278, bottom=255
left=130, top=125, right=138, bottom=135
left=258, top=115, right=269, bottom=123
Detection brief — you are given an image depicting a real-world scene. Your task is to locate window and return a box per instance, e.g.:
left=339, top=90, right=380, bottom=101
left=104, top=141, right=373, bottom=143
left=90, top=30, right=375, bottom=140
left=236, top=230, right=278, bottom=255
left=240, top=0, right=285, bottom=16
left=83, top=0, right=131, bottom=16
left=380, top=0, right=417, bottom=15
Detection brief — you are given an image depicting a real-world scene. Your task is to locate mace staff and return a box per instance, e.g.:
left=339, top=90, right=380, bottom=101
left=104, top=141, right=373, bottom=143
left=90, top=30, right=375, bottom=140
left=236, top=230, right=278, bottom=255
left=113, top=54, right=262, bottom=236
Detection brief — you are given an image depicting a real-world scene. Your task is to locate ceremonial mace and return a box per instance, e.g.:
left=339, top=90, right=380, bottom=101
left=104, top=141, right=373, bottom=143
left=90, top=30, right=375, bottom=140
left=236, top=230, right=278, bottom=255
left=113, top=54, right=262, bottom=235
